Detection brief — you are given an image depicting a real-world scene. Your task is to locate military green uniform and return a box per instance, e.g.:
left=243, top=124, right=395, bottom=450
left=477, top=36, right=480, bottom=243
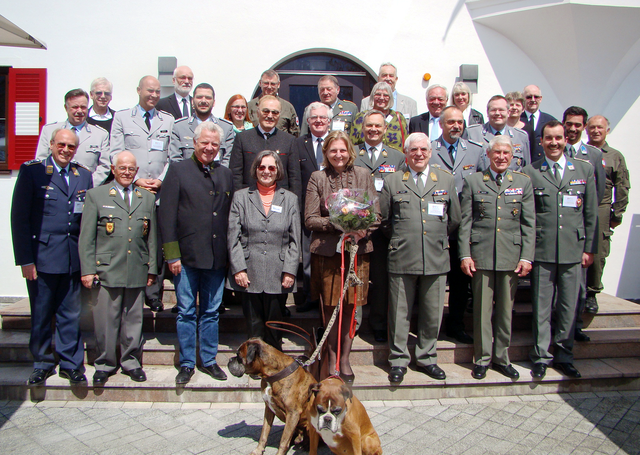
left=300, top=98, right=359, bottom=136
left=248, top=96, right=300, bottom=137
left=79, top=184, right=157, bottom=373
left=523, top=157, right=598, bottom=365
left=587, top=142, right=630, bottom=295
left=380, top=165, right=461, bottom=368
left=458, top=169, right=535, bottom=366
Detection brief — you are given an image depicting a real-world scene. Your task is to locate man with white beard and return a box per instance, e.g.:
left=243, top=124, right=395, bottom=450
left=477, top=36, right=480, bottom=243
left=156, top=66, right=194, bottom=120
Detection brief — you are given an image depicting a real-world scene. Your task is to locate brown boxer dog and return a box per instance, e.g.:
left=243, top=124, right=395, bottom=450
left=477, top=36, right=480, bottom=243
left=228, top=338, right=316, bottom=455
left=307, top=377, right=383, bottom=455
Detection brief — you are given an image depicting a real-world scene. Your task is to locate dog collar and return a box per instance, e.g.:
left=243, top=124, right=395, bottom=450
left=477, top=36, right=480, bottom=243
left=265, top=356, right=307, bottom=385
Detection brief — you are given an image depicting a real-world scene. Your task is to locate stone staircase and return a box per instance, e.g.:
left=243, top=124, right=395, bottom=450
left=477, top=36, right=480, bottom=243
left=1, top=286, right=639, bottom=403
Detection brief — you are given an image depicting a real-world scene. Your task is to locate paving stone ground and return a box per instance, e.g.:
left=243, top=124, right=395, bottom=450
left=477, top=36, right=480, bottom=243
left=0, top=392, right=639, bottom=454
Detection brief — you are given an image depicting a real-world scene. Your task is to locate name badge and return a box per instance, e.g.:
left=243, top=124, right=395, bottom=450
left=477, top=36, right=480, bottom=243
left=428, top=202, right=445, bottom=216
left=375, top=178, right=384, bottom=192
left=74, top=202, right=84, bottom=213
left=386, top=114, right=394, bottom=123
left=332, top=120, right=346, bottom=131
left=151, top=139, right=164, bottom=151
left=271, top=205, right=282, bottom=213
left=563, top=195, right=578, bottom=208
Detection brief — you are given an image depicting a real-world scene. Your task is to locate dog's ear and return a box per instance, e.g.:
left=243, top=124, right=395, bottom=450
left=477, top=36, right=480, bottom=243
left=309, top=383, right=321, bottom=395
left=341, top=384, right=353, bottom=402
left=246, top=341, right=260, bottom=365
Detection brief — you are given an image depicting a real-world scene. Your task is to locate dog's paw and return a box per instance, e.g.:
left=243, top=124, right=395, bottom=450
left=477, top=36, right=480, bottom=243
left=249, top=449, right=264, bottom=455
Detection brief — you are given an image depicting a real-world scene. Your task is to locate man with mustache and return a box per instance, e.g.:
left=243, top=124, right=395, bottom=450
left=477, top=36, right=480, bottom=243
left=170, top=83, right=235, bottom=166
left=156, top=66, right=194, bottom=120
left=248, top=70, right=299, bottom=137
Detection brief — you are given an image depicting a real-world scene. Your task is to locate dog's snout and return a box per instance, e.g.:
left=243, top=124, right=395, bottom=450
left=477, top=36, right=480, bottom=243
left=228, top=356, right=245, bottom=377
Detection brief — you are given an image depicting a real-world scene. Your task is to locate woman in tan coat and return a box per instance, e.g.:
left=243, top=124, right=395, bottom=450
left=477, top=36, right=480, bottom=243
left=304, top=131, right=380, bottom=383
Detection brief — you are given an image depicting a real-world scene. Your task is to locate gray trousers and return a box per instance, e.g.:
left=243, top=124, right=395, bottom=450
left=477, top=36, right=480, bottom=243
left=388, top=273, right=446, bottom=368
left=530, top=262, right=581, bottom=365
left=472, top=270, right=518, bottom=366
left=94, top=286, right=145, bottom=372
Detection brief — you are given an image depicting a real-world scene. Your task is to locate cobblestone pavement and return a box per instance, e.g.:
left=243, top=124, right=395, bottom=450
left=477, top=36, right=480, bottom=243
left=0, top=392, right=639, bottom=454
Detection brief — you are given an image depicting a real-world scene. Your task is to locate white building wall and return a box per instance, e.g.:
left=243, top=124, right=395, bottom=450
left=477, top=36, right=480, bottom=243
left=0, top=0, right=637, bottom=297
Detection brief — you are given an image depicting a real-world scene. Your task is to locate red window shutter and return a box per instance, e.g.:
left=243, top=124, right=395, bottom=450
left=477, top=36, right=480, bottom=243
left=7, top=68, right=47, bottom=170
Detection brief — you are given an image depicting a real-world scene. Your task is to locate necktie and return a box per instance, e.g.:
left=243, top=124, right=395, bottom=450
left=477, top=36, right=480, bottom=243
left=430, top=118, right=439, bottom=141
left=495, top=131, right=502, bottom=136
left=416, top=172, right=424, bottom=193
left=529, top=113, right=535, bottom=128
left=144, top=112, right=151, bottom=130
left=316, top=137, right=324, bottom=167
left=264, top=131, right=271, bottom=140
left=553, top=163, right=561, bottom=184
left=448, top=144, right=456, bottom=162
left=70, top=126, right=78, bottom=135
left=182, top=98, right=189, bottom=118
left=60, top=168, right=69, bottom=192
left=570, top=145, right=576, bottom=158
left=496, top=173, right=502, bottom=186
left=123, top=187, right=130, bottom=211
left=370, top=146, right=377, bottom=163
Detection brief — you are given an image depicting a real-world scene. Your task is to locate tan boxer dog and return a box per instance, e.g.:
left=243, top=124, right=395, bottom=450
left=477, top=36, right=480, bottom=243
left=228, top=338, right=316, bottom=455
left=307, top=377, right=383, bottom=455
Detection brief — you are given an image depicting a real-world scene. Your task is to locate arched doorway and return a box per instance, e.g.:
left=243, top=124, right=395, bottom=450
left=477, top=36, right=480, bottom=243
left=252, top=49, right=377, bottom=120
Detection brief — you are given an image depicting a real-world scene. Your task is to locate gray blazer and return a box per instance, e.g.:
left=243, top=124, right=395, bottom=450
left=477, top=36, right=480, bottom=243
left=227, top=186, right=300, bottom=294
left=380, top=166, right=461, bottom=275
left=36, top=120, right=111, bottom=187
left=430, top=137, right=485, bottom=195
left=169, top=115, right=235, bottom=167
left=110, top=106, right=174, bottom=181
left=360, top=92, right=418, bottom=120
left=465, top=123, right=531, bottom=171
left=458, top=169, right=535, bottom=271
left=565, top=142, right=606, bottom=204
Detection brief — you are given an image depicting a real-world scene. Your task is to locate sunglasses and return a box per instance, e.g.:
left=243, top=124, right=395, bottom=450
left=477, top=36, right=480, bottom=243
left=258, top=165, right=277, bottom=172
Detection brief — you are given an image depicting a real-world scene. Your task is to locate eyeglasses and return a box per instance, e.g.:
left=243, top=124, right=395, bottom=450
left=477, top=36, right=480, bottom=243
left=309, top=115, right=329, bottom=122
left=260, top=81, right=278, bottom=87
left=525, top=95, right=542, bottom=100
left=93, top=91, right=112, bottom=97
left=258, top=165, right=277, bottom=172
left=116, top=166, right=137, bottom=173
left=55, top=142, right=77, bottom=151
left=261, top=108, right=280, bottom=115
left=231, top=105, right=247, bottom=110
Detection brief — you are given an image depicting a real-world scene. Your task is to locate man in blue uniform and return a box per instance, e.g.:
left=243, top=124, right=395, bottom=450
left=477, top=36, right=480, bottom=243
left=11, top=129, right=93, bottom=386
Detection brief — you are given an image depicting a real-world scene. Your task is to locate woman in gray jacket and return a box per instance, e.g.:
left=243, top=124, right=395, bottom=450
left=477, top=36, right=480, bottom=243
left=227, top=150, right=300, bottom=350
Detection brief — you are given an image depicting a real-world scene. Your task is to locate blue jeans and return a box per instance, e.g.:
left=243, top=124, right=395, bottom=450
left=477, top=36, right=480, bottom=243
left=173, top=264, right=225, bottom=368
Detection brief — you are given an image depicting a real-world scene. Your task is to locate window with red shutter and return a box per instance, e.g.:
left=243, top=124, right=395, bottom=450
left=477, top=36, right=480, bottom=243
left=5, top=68, right=47, bottom=171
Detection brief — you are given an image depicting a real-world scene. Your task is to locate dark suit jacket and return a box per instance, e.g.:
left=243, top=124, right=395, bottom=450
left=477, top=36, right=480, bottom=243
left=521, top=110, right=556, bottom=163
left=159, top=155, right=233, bottom=270
left=11, top=156, right=93, bottom=274
left=229, top=127, right=301, bottom=199
left=87, top=107, right=116, bottom=135
left=293, top=134, right=320, bottom=209
left=156, top=94, right=192, bottom=120
left=409, top=111, right=434, bottom=135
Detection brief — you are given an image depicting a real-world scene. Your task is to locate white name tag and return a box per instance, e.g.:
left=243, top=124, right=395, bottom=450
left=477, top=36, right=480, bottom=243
left=563, top=195, right=578, bottom=208
left=151, top=139, right=164, bottom=151
left=74, top=202, right=84, bottom=214
left=386, top=114, right=394, bottom=123
left=332, top=120, right=346, bottom=131
left=375, top=178, right=384, bottom=192
left=428, top=202, right=445, bottom=216
left=271, top=205, right=282, bottom=213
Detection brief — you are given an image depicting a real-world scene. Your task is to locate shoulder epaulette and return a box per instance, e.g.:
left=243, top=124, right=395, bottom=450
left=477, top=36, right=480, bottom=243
left=71, top=161, right=90, bottom=171
left=467, top=139, right=483, bottom=147
left=573, top=157, right=591, bottom=165
left=218, top=117, right=233, bottom=126
left=88, top=123, right=108, bottom=134
left=512, top=170, right=530, bottom=178
left=431, top=163, right=441, bottom=168
left=24, top=159, right=42, bottom=166
left=438, top=167, right=453, bottom=176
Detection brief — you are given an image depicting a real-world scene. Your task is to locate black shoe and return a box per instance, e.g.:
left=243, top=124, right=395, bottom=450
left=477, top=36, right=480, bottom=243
left=93, top=370, right=114, bottom=386
left=59, top=368, right=87, bottom=384
left=472, top=364, right=487, bottom=380
left=175, top=366, right=195, bottom=385
left=122, top=367, right=147, bottom=382
left=531, top=363, right=547, bottom=379
left=282, top=306, right=292, bottom=318
left=28, top=367, right=55, bottom=386
left=339, top=372, right=355, bottom=385
left=388, top=366, right=407, bottom=384
left=553, top=362, right=581, bottom=378
left=296, top=300, right=318, bottom=313
left=418, top=364, right=446, bottom=380
left=447, top=330, right=474, bottom=344
left=373, top=330, right=388, bottom=343
left=171, top=306, right=179, bottom=314
left=585, top=295, right=599, bottom=314
left=219, top=304, right=226, bottom=314
left=146, top=298, right=164, bottom=313
left=199, top=364, right=227, bottom=381
left=575, top=329, right=591, bottom=342
left=492, top=363, right=519, bottom=379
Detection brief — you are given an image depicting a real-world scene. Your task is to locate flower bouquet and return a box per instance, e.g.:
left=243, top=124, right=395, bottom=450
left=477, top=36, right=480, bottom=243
left=325, top=188, right=377, bottom=234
